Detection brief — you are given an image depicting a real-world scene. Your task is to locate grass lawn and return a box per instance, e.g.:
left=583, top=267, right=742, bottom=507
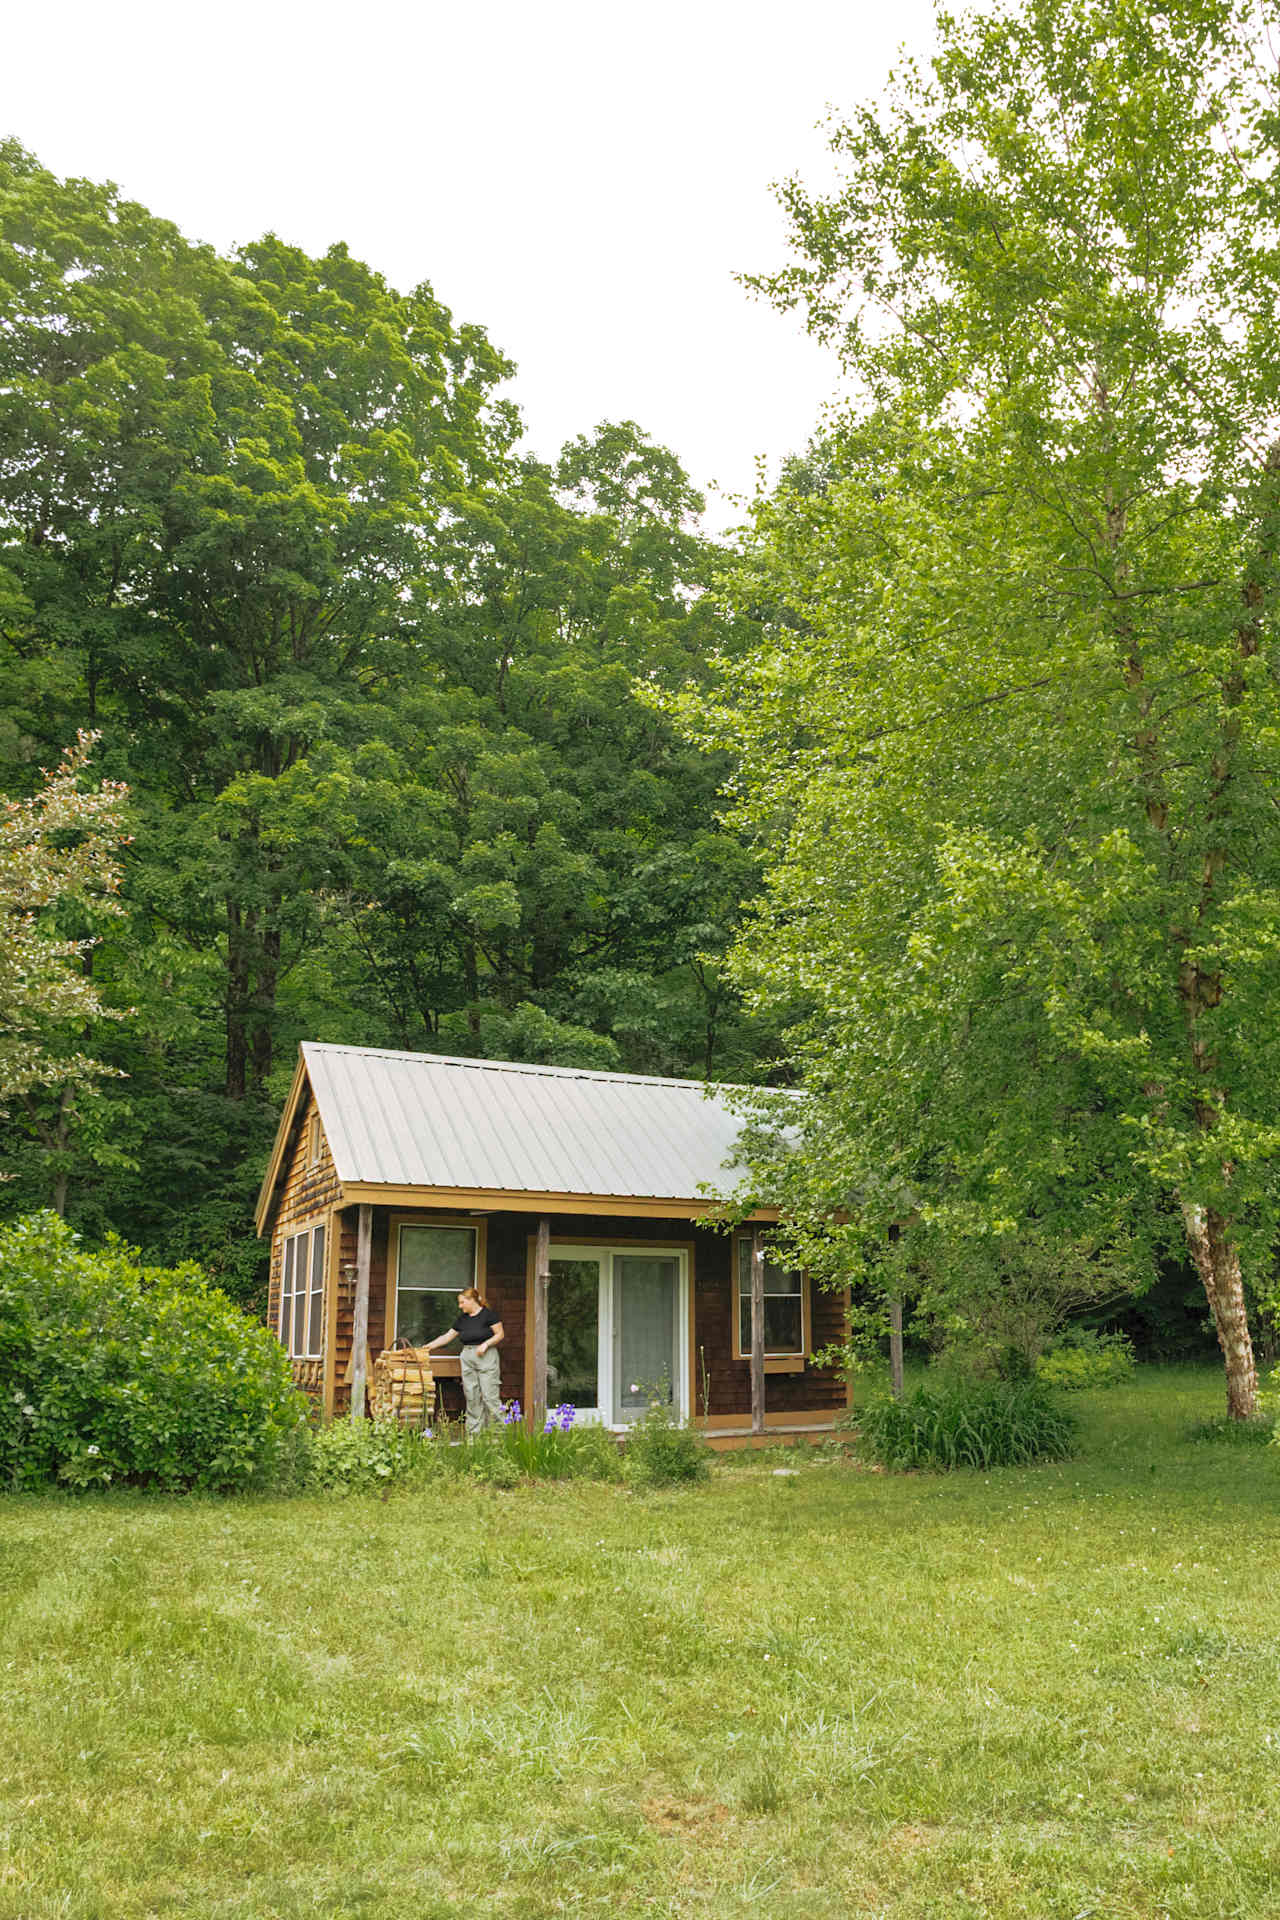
left=2, top=1369, right=1279, bottom=1919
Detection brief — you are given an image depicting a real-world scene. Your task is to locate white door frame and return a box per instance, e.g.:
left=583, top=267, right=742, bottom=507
left=549, top=1242, right=690, bottom=1427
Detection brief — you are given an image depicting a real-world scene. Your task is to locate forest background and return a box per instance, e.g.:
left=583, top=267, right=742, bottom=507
left=0, top=140, right=793, bottom=1312
left=0, top=104, right=1223, bottom=1370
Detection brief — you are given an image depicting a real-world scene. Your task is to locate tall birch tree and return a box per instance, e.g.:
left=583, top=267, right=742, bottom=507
left=684, top=0, right=1280, bottom=1415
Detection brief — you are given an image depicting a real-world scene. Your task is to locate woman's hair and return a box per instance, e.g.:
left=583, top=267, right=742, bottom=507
left=458, top=1284, right=485, bottom=1306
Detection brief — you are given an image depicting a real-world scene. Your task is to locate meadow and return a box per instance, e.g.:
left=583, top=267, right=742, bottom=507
left=1, top=1369, right=1278, bottom=1919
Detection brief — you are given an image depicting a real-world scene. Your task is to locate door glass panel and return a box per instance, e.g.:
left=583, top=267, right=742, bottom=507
left=548, top=1259, right=600, bottom=1409
left=616, top=1255, right=678, bottom=1419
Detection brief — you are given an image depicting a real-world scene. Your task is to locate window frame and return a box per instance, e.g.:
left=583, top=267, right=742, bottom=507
left=387, top=1214, right=487, bottom=1349
left=279, top=1218, right=327, bottom=1361
left=732, top=1236, right=810, bottom=1374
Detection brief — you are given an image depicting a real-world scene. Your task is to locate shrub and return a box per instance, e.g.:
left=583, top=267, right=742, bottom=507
left=306, top=1417, right=443, bottom=1493
left=306, top=1403, right=625, bottom=1493
left=1035, top=1328, right=1137, bottom=1390
left=622, top=1384, right=710, bottom=1489
left=856, top=1376, right=1077, bottom=1471
left=0, top=1212, right=306, bottom=1493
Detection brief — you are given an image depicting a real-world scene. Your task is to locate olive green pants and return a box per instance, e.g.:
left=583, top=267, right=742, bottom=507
left=460, top=1345, right=502, bottom=1434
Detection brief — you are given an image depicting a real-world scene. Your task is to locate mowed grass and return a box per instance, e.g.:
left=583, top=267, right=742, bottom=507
left=2, top=1371, right=1280, bottom=1919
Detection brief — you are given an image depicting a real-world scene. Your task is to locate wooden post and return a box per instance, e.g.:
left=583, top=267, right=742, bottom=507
left=532, top=1216, right=550, bottom=1429
left=889, top=1298, right=904, bottom=1401
left=349, top=1203, right=372, bottom=1422
left=750, top=1228, right=766, bottom=1437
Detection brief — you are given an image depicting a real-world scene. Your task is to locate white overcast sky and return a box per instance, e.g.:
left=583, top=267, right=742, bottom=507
left=5, top=0, right=937, bottom=529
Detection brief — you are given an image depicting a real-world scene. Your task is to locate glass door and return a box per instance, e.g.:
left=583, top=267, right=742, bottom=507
left=548, top=1256, right=603, bottom=1420
left=613, top=1254, right=680, bottom=1423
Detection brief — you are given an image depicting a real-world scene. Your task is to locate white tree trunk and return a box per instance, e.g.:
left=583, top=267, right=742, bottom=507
left=1181, top=1202, right=1257, bottom=1420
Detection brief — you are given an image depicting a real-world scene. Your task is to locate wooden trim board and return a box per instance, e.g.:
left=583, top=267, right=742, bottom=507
left=340, top=1181, right=778, bottom=1222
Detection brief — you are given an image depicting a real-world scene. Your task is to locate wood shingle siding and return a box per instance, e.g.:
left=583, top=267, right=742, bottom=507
left=266, top=1088, right=342, bottom=1410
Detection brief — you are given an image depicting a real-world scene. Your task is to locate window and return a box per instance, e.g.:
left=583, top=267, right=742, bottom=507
left=734, top=1238, right=807, bottom=1363
left=280, top=1221, right=326, bottom=1360
left=307, top=1114, right=323, bottom=1169
left=393, top=1223, right=479, bottom=1345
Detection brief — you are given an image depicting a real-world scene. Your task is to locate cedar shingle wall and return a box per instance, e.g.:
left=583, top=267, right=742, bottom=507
left=276, top=1172, right=848, bottom=1420
left=266, top=1088, right=341, bottom=1403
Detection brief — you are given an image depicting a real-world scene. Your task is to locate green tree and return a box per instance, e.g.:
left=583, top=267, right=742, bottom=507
left=0, top=150, right=779, bottom=1282
left=0, top=143, right=516, bottom=1103
left=680, top=0, right=1280, bottom=1415
left=0, top=734, right=129, bottom=1200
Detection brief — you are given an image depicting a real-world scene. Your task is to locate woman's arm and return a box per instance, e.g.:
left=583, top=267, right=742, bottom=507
left=477, top=1319, right=504, bottom=1356
left=423, top=1328, right=459, bottom=1353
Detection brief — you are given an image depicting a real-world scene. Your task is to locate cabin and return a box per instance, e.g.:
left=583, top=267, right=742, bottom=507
left=254, top=1042, right=850, bottom=1443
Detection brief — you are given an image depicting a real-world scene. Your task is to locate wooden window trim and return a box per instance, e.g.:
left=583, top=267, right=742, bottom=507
left=386, top=1212, right=488, bottom=1353
left=731, top=1235, right=810, bottom=1373
left=279, top=1217, right=327, bottom=1361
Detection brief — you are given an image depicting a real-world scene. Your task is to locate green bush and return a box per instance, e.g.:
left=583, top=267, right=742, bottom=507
left=0, top=1212, right=306, bottom=1493
left=306, top=1417, right=443, bottom=1493
left=305, top=1405, right=625, bottom=1493
left=1035, top=1328, right=1137, bottom=1390
left=621, top=1386, right=710, bottom=1489
left=856, top=1376, right=1077, bottom=1471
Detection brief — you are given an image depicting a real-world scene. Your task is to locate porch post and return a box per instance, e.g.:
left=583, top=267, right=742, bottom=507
left=349, top=1202, right=372, bottom=1422
left=750, top=1227, right=765, bottom=1437
left=532, top=1216, right=551, bottom=1429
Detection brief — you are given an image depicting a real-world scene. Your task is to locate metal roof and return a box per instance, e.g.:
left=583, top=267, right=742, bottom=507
left=301, top=1041, right=766, bottom=1203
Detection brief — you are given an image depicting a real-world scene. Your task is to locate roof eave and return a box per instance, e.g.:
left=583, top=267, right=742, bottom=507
left=253, top=1051, right=311, bottom=1239
left=336, top=1179, right=780, bottom=1223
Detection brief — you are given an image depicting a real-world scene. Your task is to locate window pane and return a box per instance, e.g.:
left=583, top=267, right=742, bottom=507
left=280, top=1236, right=295, bottom=1338
left=292, top=1283, right=306, bottom=1357
left=763, top=1295, right=804, bottom=1353
left=739, top=1274, right=805, bottom=1356
left=396, top=1287, right=459, bottom=1346
left=399, top=1227, right=475, bottom=1291
left=736, top=1241, right=801, bottom=1299
left=548, top=1259, right=600, bottom=1408
left=307, top=1228, right=325, bottom=1357
left=763, top=1261, right=801, bottom=1298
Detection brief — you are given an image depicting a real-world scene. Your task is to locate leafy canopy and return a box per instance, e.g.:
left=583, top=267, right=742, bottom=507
left=673, top=0, right=1280, bottom=1407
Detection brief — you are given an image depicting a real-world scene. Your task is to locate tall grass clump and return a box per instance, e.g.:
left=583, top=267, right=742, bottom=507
left=306, top=1403, right=624, bottom=1493
left=621, top=1383, right=710, bottom=1488
left=856, top=1375, right=1077, bottom=1471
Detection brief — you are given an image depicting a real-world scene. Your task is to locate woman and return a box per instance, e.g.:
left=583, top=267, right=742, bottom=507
left=424, top=1286, right=504, bottom=1434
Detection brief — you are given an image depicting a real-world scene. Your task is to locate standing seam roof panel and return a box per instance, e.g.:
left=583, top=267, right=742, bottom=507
left=300, top=1041, right=768, bottom=1200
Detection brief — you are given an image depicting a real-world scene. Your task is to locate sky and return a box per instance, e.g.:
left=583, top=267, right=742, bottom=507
left=5, top=0, right=938, bottom=529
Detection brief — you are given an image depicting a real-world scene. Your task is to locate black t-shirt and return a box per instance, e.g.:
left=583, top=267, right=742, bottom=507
left=452, top=1305, right=501, bottom=1347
